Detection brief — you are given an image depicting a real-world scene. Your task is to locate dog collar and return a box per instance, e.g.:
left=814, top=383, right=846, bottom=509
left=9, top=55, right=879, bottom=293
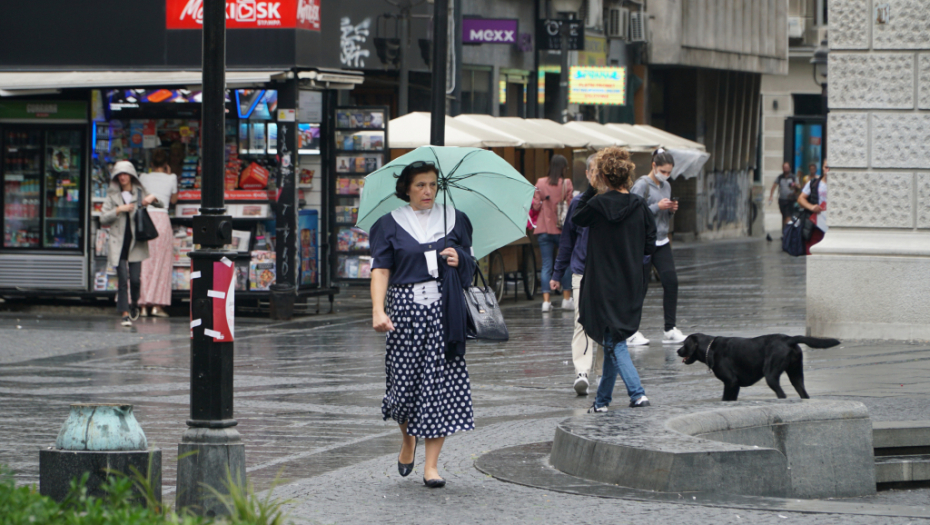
left=705, top=337, right=718, bottom=370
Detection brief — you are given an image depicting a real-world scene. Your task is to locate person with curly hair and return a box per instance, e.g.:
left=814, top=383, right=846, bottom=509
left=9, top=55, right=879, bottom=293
left=573, top=147, right=657, bottom=412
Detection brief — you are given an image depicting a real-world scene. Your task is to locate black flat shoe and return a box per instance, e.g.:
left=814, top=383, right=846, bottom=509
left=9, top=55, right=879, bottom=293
left=397, top=437, right=417, bottom=477
left=423, top=477, right=446, bottom=488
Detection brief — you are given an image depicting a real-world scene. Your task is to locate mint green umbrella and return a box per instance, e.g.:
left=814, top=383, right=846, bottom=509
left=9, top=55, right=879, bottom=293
left=356, top=146, right=535, bottom=259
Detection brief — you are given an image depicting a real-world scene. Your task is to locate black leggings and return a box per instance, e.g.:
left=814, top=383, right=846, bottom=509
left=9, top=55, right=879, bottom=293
left=643, top=243, right=678, bottom=331
left=117, top=260, right=141, bottom=313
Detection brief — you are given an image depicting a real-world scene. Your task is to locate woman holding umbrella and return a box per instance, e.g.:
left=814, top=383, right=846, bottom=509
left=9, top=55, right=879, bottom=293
left=369, top=160, right=477, bottom=488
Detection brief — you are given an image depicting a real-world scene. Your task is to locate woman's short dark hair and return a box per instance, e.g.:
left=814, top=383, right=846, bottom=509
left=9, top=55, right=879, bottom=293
left=395, top=161, right=438, bottom=202
left=652, top=147, right=675, bottom=168
left=151, top=149, right=169, bottom=168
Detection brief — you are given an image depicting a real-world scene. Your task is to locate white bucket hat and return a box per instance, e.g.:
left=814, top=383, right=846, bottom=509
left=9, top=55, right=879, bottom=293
left=110, top=160, right=139, bottom=180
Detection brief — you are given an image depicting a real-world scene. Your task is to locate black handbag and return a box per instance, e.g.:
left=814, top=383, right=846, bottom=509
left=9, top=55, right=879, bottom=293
left=464, top=267, right=509, bottom=341
left=134, top=192, right=159, bottom=242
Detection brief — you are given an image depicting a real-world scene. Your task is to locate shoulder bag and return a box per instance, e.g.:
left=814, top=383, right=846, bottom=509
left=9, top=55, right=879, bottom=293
left=134, top=191, right=159, bottom=242
left=556, top=178, right=569, bottom=229
left=464, top=267, right=509, bottom=341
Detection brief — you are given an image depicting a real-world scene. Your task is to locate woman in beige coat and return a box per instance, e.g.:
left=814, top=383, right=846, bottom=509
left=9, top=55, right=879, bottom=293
left=99, top=161, right=163, bottom=326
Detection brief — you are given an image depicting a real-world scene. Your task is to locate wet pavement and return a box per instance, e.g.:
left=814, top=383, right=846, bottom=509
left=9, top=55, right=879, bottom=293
left=2, top=237, right=930, bottom=524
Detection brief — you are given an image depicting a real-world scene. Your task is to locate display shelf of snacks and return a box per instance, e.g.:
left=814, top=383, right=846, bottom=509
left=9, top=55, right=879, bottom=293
left=332, top=106, right=387, bottom=282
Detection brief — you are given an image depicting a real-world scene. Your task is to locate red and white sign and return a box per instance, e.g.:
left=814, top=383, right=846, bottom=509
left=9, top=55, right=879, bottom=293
left=211, top=259, right=236, bottom=342
left=166, top=0, right=319, bottom=31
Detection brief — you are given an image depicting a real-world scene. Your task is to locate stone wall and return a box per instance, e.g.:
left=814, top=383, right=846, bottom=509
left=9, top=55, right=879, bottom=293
left=809, top=0, right=930, bottom=340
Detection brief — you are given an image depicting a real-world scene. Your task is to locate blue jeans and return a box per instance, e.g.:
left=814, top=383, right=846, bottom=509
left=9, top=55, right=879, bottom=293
left=594, top=332, right=646, bottom=408
left=538, top=233, right=572, bottom=294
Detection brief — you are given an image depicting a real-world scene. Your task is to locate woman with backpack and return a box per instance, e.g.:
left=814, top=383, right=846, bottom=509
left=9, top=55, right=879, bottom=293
left=797, top=165, right=828, bottom=255
left=532, top=154, right=574, bottom=312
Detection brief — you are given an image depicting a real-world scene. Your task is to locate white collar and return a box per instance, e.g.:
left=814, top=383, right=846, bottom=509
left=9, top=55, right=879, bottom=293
left=392, top=204, right=456, bottom=244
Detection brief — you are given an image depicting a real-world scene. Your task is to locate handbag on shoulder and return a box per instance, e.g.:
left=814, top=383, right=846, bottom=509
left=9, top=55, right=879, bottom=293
left=134, top=192, right=159, bottom=242
left=556, top=178, right=569, bottom=229
left=464, top=267, right=509, bottom=341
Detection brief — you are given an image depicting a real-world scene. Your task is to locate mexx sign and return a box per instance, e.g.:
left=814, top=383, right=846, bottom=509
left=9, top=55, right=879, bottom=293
left=462, top=18, right=519, bottom=45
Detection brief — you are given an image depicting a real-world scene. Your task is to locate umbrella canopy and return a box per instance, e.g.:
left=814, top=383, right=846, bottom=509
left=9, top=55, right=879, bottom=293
left=356, top=146, right=536, bottom=259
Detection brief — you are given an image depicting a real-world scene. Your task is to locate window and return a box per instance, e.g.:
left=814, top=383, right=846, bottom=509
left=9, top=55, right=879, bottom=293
left=462, top=68, right=491, bottom=114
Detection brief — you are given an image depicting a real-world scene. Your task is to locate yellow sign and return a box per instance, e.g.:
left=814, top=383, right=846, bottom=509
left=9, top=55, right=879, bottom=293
left=568, top=66, right=626, bottom=106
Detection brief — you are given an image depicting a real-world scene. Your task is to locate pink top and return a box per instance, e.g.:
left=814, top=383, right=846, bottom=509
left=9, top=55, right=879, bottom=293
left=532, top=177, right=574, bottom=234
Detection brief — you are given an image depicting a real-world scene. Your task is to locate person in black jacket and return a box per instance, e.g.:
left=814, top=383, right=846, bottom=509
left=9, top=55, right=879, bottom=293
left=573, top=147, right=657, bottom=412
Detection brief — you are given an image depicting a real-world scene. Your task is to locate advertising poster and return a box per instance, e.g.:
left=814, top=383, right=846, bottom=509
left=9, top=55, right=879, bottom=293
left=568, top=66, right=626, bottom=106
left=166, top=0, right=319, bottom=31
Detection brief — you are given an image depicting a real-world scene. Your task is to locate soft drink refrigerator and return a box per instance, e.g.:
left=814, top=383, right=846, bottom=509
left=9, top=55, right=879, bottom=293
left=2, top=126, right=85, bottom=250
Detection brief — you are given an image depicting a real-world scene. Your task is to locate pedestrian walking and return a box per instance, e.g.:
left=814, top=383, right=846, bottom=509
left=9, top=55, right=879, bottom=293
left=574, top=147, right=656, bottom=412
left=99, top=161, right=162, bottom=327
left=797, top=163, right=828, bottom=255
left=551, top=154, right=603, bottom=396
left=630, top=148, right=687, bottom=345
left=139, top=150, right=178, bottom=318
left=768, top=162, right=799, bottom=227
left=532, top=154, right=574, bottom=312
left=368, top=161, right=476, bottom=489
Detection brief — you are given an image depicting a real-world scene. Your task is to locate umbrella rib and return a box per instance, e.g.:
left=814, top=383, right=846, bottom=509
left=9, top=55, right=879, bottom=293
left=356, top=193, right=400, bottom=227
left=443, top=181, right=527, bottom=226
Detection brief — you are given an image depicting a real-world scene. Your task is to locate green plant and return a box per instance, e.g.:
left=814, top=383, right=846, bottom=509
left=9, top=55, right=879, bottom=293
left=204, top=469, right=293, bottom=525
left=0, top=466, right=61, bottom=525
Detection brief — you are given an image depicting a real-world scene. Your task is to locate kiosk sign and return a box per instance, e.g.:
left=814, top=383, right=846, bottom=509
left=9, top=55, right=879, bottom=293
left=568, top=66, right=626, bottom=105
left=166, top=0, right=320, bottom=30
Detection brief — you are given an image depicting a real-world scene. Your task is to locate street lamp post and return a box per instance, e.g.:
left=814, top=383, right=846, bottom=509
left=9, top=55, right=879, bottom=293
left=811, top=39, right=829, bottom=115
left=430, top=0, right=449, bottom=145
left=175, top=0, right=246, bottom=516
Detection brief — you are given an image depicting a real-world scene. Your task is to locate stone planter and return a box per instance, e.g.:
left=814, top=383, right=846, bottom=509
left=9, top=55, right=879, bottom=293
left=55, top=403, right=147, bottom=451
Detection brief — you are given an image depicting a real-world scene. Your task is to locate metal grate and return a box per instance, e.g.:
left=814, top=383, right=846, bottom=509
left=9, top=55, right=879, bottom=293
left=0, top=255, right=87, bottom=290
left=629, top=11, right=645, bottom=42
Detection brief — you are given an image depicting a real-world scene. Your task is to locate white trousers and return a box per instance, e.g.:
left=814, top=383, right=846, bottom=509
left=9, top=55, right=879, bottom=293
left=572, top=273, right=602, bottom=378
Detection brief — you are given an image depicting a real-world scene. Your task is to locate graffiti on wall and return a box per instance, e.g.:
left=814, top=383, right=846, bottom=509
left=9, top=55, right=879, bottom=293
left=340, top=17, right=371, bottom=68
left=703, top=169, right=750, bottom=234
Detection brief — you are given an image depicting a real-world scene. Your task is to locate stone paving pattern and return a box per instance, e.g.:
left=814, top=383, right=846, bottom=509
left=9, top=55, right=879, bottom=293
left=2, top=239, right=930, bottom=523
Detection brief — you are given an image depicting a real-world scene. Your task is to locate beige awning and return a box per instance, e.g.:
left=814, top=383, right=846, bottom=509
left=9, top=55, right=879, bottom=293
left=624, top=124, right=707, bottom=151
left=388, top=112, right=521, bottom=149
left=583, top=123, right=660, bottom=152
left=520, top=118, right=595, bottom=148
left=563, top=121, right=630, bottom=149
left=454, top=114, right=564, bottom=149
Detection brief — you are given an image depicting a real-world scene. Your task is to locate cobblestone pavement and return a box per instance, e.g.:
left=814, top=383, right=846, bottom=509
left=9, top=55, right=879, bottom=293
left=2, top=238, right=930, bottom=524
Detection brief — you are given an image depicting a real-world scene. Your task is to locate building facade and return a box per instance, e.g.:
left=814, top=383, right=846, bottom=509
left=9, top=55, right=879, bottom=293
left=808, top=0, right=930, bottom=340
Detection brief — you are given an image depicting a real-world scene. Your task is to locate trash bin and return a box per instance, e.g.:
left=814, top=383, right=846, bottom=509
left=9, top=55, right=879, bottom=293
left=269, top=283, right=296, bottom=320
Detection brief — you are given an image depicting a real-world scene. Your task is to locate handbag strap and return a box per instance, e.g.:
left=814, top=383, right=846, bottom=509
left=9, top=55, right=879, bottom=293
left=472, top=261, right=489, bottom=288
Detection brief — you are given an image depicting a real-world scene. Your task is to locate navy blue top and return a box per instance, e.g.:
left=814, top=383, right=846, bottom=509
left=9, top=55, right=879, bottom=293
left=370, top=209, right=474, bottom=284
left=553, top=193, right=588, bottom=282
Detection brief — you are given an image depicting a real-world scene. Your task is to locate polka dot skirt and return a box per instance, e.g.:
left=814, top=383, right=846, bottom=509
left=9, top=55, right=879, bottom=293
left=381, top=282, right=475, bottom=439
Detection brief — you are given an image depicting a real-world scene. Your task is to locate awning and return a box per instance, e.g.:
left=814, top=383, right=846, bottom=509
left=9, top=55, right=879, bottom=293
left=563, top=121, right=629, bottom=149
left=388, top=112, right=521, bottom=149
left=0, top=70, right=285, bottom=95
left=581, top=123, right=659, bottom=152
left=455, top=114, right=564, bottom=149
left=622, top=124, right=706, bottom=151
left=520, top=118, right=591, bottom=148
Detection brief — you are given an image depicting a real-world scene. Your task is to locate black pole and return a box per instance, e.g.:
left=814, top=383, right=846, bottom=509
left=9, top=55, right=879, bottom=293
left=558, top=19, right=570, bottom=123
left=430, top=0, right=449, bottom=145
left=177, top=0, right=244, bottom=516
left=399, top=10, right=410, bottom=116
left=450, top=0, right=463, bottom=116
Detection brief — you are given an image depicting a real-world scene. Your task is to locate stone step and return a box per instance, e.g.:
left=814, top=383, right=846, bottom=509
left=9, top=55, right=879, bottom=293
left=873, top=421, right=930, bottom=457
left=874, top=454, right=930, bottom=484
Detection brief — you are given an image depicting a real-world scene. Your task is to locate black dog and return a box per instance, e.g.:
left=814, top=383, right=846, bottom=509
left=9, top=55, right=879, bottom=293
left=677, top=333, right=840, bottom=401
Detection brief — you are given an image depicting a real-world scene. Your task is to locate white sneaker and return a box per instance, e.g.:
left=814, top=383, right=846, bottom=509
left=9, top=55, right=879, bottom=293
left=629, top=396, right=651, bottom=408
left=627, top=331, right=650, bottom=346
left=573, top=373, right=589, bottom=395
left=561, top=297, right=574, bottom=310
left=662, top=327, right=687, bottom=344
left=541, top=301, right=552, bottom=312
left=587, top=403, right=608, bottom=413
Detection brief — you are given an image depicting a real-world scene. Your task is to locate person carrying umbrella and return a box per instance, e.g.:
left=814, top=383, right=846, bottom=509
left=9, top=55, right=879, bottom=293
left=360, top=147, right=535, bottom=488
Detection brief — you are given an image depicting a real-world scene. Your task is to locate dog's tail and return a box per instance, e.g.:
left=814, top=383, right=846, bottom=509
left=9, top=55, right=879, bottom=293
left=788, top=336, right=841, bottom=349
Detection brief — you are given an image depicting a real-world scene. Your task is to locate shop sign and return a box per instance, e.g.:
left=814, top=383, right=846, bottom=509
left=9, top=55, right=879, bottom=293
left=568, top=66, right=626, bottom=106
left=462, top=18, right=518, bottom=44
left=536, top=19, right=584, bottom=51
left=166, top=0, right=320, bottom=31
left=0, top=101, right=87, bottom=120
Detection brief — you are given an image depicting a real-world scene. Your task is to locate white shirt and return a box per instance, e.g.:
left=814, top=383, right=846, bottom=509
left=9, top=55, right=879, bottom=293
left=801, top=179, right=828, bottom=232
left=140, top=172, right=178, bottom=213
